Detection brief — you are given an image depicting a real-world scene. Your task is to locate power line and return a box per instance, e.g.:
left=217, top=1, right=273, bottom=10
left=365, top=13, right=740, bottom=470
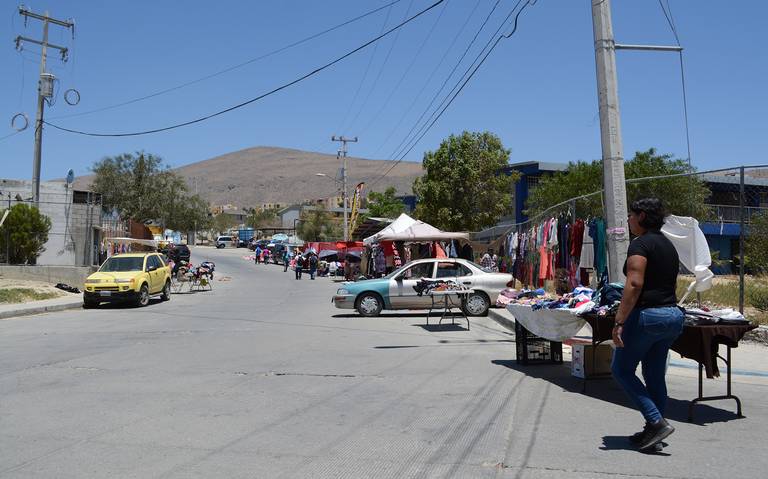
left=368, top=0, right=483, bottom=160
left=48, top=0, right=405, bottom=121
left=657, top=0, right=692, bottom=165
left=344, top=0, right=417, bottom=134
left=370, top=0, right=533, bottom=187
left=43, top=0, right=447, bottom=138
left=374, top=0, right=506, bottom=177
left=335, top=3, right=396, bottom=134
left=356, top=0, right=451, bottom=138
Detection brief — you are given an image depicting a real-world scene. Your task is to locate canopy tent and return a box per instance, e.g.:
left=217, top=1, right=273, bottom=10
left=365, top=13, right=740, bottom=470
left=318, top=249, right=339, bottom=260
left=363, top=213, right=469, bottom=244
left=363, top=213, right=417, bottom=245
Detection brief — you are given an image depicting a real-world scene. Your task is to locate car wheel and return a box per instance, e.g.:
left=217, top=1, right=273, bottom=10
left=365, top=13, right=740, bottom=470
left=356, top=292, right=383, bottom=317
left=83, top=299, right=98, bottom=309
left=136, top=284, right=150, bottom=307
left=216, top=244, right=223, bottom=249
left=160, top=280, right=171, bottom=301
left=463, top=292, right=489, bottom=316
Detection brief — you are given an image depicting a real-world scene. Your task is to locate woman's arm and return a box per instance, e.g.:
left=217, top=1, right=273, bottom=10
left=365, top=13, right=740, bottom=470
left=612, top=255, right=647, bottom=347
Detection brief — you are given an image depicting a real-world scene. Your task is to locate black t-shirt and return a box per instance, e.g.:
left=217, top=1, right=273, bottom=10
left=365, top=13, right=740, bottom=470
left=623, top=230, right=679, bottom=308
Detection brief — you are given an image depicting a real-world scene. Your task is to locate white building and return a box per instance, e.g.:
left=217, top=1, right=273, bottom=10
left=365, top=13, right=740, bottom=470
left=0, top=179, right=102, bottom=266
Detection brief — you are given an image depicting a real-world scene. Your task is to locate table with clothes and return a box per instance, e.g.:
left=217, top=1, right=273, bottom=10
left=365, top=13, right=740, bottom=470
left=503, top=285, right=757, bottom=421
left=414, top=278, right=474, bottom=329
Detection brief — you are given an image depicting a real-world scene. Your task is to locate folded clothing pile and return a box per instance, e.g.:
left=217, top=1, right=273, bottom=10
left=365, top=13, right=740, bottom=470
left=413, top=279, right=466, bottom=296
left=684, top=307, right=749, bottom=325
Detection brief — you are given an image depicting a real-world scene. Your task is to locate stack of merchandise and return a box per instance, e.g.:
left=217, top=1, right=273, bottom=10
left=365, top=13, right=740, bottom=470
left=496, top=288, right=552, bottom=307
left=498, top=283, right=627, bottom=317
left=413, top=279, right=467, bottom=297
left=683, top=307, right=749, bottom=326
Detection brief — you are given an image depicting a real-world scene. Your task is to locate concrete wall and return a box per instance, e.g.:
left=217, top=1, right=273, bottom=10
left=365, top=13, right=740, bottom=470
left=0, top=265, right=97, bottom=287
left=0, top=179, right=101, bottom=266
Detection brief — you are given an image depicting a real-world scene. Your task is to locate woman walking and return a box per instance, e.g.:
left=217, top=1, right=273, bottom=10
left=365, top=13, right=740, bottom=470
left=611, top=198, right=684, bottom=452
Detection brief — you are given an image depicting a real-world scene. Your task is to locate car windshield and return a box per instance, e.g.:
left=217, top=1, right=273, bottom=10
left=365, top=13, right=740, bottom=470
left=100, top=256, right=144, bottom=272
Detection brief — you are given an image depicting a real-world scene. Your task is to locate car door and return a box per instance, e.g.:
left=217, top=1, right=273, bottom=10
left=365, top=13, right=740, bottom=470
left=435, top=261, right=474, bottom=289
left=146, top=255, right=162, bottom=293
left=388, top=261, right=435, bottom=309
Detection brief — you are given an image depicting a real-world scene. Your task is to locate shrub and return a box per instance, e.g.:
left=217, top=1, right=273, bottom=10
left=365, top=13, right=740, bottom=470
left=0, top=204, right=52, bottom=264
left=749, top=287, right=768, bottom=312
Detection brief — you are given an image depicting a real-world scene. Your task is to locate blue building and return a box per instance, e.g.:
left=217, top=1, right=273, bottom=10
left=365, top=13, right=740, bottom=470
left=493, top=161, right=768, bottom=271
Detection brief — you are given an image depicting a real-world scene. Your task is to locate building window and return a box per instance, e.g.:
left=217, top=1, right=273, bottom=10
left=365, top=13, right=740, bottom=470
left=526, top=175, right=540, bottom=192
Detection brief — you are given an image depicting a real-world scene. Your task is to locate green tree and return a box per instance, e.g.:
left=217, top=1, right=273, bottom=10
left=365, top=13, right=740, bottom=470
left=296, top=206, right=341, bottom=241
left=212, top=213, right=237, bottom=235
left=413, top=131, right=518, bottom=231
left=246, top=207, right=280, bottom=230
left=525, top=148, right=711, bottom=219
left=91, top=152, right=170, bottom=223
left=365, top=186, right=405, bottom=219
left=0, top=204, right=52, bottom=264
left=92, top=151, right=211, bottom=234
left=746, top=211, right=768, bottom=274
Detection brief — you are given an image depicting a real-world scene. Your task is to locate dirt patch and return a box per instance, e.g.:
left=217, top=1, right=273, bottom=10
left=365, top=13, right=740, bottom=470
left=0, top=278, right=67, bottom=304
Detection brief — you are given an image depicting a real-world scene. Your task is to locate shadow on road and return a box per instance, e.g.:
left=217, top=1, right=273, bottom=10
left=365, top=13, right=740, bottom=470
left=600, top=436, right=671, bottom=455
left=490, top=359, right=742, bottom=425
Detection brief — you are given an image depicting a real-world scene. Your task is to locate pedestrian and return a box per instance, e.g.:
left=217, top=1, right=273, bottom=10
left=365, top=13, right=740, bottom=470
left=259, top=248, right=265, bottom=265
left=283, top=249, right=290, bottom=272
left=480, top=250, right=494, bottom=271
left=295, top=253, right=304, bottom=280
left=611, top=198, right=684, bottom=452
left=309, top=253, right=318, bottom=280
left=328, top=259, right=338, bottom=277
left=254, top=245, right=262, bottom=264
left=264, top=249, right=270, bottom=264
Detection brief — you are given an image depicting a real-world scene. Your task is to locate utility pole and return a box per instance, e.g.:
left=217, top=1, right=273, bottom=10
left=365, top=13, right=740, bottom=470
left=592, top=0, right=628, bottom=282
left=591, top=0, right=683, bottom=282
left=16, top=7, right=74, bottom=207
left=331, top=136, right=358, bottom=242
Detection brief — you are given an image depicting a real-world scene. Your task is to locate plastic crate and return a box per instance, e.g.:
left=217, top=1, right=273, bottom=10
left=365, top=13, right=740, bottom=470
left=515, top=321, right=563, bottom=365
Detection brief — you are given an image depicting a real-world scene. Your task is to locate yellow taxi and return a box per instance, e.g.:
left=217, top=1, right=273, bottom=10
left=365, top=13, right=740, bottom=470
left=83, top=252, right=171, bottom=308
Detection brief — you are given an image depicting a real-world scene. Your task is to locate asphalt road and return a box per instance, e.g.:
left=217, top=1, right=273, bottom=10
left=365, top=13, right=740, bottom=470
left=1, top=246, right=767, bottom=478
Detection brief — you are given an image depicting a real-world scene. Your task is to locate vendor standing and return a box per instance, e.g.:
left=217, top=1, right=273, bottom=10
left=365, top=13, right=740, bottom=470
left=611, top=198, right=684, bottom=452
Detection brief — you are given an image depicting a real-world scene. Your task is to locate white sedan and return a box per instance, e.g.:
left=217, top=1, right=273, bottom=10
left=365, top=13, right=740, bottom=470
left=333, top=258, right=513, bottom=317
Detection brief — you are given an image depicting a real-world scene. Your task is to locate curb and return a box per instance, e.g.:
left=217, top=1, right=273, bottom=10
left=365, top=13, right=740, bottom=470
left=488, top=308, right=516, bottom=333
left=0, top=299, right=83, bottom=320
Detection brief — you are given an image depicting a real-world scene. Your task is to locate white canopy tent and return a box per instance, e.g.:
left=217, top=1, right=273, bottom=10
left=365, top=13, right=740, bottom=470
left=364, top=213, right=469, bottom=244
left=363, top=213, right=418, bottom=245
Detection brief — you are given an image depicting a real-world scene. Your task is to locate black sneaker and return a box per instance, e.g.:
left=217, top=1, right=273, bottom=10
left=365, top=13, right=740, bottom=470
left=629, top=425, right=664, bottom=452
left=637, top=419, right=674, bottom=451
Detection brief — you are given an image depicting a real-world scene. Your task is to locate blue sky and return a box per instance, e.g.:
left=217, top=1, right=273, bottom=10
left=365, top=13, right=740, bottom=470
left=1, top=0, right=766, bottom=183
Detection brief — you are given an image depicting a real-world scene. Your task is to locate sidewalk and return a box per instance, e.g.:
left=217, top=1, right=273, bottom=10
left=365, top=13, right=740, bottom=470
left=0, top=293, right=82, bottom=320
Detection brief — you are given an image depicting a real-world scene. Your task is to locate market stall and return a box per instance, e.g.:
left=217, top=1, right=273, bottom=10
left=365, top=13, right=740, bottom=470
left=500, top=215, right=757, bottom=421
left=362, top=214, right=473, bottom=279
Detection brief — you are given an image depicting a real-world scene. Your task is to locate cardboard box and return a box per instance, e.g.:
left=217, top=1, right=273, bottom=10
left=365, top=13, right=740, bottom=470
left=571, top=343, right=613, bottom=379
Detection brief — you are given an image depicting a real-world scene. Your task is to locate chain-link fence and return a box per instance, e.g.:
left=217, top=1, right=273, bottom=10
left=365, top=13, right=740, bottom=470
left=473, top=164, right=768, bottom=323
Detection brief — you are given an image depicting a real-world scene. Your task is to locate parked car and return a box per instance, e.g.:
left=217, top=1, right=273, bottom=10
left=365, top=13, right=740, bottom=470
left=83, top=253, right=171, bottom=308
left=215, top=236, right=235, bottom=248
left=332, top=258, right=512, bottom=317
left=167, top=244, right=191, bottom=263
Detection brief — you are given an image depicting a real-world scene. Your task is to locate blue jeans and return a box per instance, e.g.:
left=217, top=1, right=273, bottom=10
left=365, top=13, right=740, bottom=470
left=611, top=306, right=684, bottom=423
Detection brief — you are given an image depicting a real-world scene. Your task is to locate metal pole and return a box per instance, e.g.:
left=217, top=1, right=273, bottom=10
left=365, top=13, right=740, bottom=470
left=592, top=0, right=629, bottom=282
left=739, top=166, right=745, bottom=314
left=31, top=13, right=50, bottom=207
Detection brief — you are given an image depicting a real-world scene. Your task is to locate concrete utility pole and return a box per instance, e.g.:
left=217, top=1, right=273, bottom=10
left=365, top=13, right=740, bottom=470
left=591, top=0, right=684, bottom=282
left=16, top=7, right=74, bottom=207
left=592, top=0, right=628, bottom=282
left=331, top=136, right=358, bottom=242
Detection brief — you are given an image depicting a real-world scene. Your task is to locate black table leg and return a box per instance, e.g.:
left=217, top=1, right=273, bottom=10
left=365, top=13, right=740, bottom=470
left=688, top=345, right=744, bottom=422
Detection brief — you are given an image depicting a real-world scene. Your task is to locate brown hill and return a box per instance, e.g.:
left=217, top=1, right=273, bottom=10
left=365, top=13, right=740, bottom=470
left=74, top=146, right=423, bottom=208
